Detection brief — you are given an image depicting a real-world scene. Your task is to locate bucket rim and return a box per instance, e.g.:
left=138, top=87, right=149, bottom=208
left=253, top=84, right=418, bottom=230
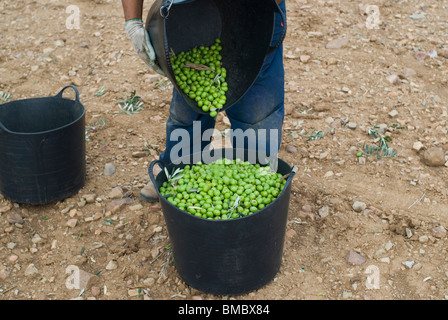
left=0, top=96, right=86, bottom=136
left=149, top=152, right=297, bottom=223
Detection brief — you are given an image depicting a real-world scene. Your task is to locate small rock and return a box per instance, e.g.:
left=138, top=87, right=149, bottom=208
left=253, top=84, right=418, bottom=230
left=106, top=198, right=134, bottom=213
left=83, top=194, right=96, bottom=204
left=285, top=145, right=297, bottom=154
left=7, top=242, right=16, bottom=249
left=132, top=151, right=147, bottom=158
left=300, top=55, right=311, bottom=63
left=0, top=205, right=11, bottom=214
left=386, top=74, right=400, bottom=85
left=106, top=260, right=118, bottom=270
left=347, top=122, right=357, bottom=130
left=66, top=219, right=78, bottom=228
left=352, top=201, right=367, bottom=212
left=423, top=147, right=445, bottom=166
left=6, top=212, right=24, bottom=225
left=104, top=163, right=116, bottom=175
left=419, top=235, right=429, bottom=243
left=380, top=257, right=390, bottom=263
left=302, top=204, right=312, bottom=212
left=25, top=264, right=39, bottom=276
left=91, top=286, right=101, bottom=297
left=400, top=68, right=416, bottom=78
left=31, top=234, right=42, bottom=244
left=346, top=250, right=366, bottom=265
left=384, top=241, right=394, bottom=251
left=412, top=141, right=424, bottom=152
left=128, top=289, right=140, bottom=297
left=402, top=260, right=415, bottom=269
left=388, top=110, right=399, bottom=118
left=130, top=204, right=143, bottom=211
left=318, top=206, right=330, bottom=218
left=326, top=38, right=349, bottom=49
left=432, top=225, right=446, bottom=239
left=0, top=268, right=8, bottom=280
left=108, top=187, right=123, bottom=199
left=415, top=51, right=429, bottom=61
left=8, top=255, right=18, bottom=263
left=71, top=76, right=83, bottom=87
left=323, top=171, right=334, bottom=178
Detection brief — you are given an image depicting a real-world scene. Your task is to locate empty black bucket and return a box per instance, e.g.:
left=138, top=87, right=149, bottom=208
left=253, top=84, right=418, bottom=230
left=0, top=85, right=86, bottom=204
left=146, top=0, right=287, bottom=114
left=149, top=148, right=297, bottom=295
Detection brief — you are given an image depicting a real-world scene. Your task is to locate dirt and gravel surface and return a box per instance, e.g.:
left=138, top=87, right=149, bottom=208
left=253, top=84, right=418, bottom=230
left=1, top=0, right=448, bottom=301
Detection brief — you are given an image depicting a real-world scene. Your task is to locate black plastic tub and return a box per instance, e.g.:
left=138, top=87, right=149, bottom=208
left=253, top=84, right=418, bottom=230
left=0, top=85, right=86, bottom=204
left=145, top=0, right=287, bottom=114
left=149, top=148, right=297, bottom=295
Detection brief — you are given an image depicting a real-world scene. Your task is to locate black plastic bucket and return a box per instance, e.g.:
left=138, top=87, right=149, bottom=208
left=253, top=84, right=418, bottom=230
left=145, top=0, right=287, bottom=114
left=149, top=148, right=297, bottom=295
left=0, top=85, right=86, bottom=204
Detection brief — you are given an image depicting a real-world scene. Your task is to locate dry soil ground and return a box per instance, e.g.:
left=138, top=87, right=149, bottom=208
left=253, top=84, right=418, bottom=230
left=1, top=0, right=448, bottom=301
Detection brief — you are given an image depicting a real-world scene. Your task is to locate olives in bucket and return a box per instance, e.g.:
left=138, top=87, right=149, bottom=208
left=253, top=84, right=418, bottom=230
left=171, top=38, right=227, bottom=118
left=159, top=159, right=287, bottom=220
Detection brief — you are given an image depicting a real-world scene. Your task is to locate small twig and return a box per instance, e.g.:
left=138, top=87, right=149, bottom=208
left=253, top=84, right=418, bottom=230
left=2, top=286, right=16, bottom=294
left=184, top=63, right=213, bottom=71
left=408, top=193, right=425, bottom=209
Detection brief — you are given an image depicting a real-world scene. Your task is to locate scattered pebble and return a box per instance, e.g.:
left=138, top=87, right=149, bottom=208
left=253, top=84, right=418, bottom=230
left=106, top=260, right=118, bottom=270
left=66, top=219, right=78, bottom=228
left=412, top=141, right=424, bottom=152
left=285, top=145, right=297, bottom=154
left=24, top=264, right=39, bottom=276
left=388, top=110, right=399, bottom=118
left=432, top=225, right=446, bottom=239
left=352, top=201, right=367, bottom=212
left=386, top=74, right=400, bottom=85
left=104, top=163, right=116, bottom=175
left=108, top=187, right=123, bottom=199
left=0, top=205, right=11, bottom=214
left=346, top=250, right=366, bottom=266
left=402, top=260, right=415, bottom=269
left=422, top=147, right=445, bottom=166
left=326, top=38, right=349, bottom=49
left=318, top=206, right=330, bottom=218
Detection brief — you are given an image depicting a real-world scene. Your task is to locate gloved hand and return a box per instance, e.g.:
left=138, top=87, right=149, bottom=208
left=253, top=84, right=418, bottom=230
left=125, top=18, right=165, bottom=76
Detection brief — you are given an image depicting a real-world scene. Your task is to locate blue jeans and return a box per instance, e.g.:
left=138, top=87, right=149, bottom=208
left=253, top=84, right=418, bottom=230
left=159, top=1, right=286, bottom=166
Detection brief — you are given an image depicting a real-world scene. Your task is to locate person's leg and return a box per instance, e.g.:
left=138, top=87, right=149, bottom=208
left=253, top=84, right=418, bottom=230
left=225, top=2, right=286, bottom=164
left=159, top=90, right=216, bottom=166
left=140, top=88, right=216, bottom=202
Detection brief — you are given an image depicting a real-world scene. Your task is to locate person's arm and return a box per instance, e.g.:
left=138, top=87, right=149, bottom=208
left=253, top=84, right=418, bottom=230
left=276, top=0, right=283, bottom=4
left=121, top=0, right=144, bottom=21
left=121, top=0, right=165, bottom=75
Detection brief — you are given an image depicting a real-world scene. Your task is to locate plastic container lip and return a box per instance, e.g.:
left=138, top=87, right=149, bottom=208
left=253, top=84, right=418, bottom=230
left=0, top=97, right=85, bottom=135
left=154, top=160, right=296, bottom=223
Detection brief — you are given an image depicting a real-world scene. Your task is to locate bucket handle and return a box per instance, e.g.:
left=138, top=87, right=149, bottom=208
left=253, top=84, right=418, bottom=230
left=160, top=0, right=175, bottom=19
left=148, top=159, right=166, bottom=189
left=55, top=85, right=81, bottom=102
left=282, top=165, right=298, bottom=188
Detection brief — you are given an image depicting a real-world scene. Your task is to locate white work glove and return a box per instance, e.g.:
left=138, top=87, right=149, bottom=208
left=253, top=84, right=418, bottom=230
left=125, top=18, right=165, bottom=76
